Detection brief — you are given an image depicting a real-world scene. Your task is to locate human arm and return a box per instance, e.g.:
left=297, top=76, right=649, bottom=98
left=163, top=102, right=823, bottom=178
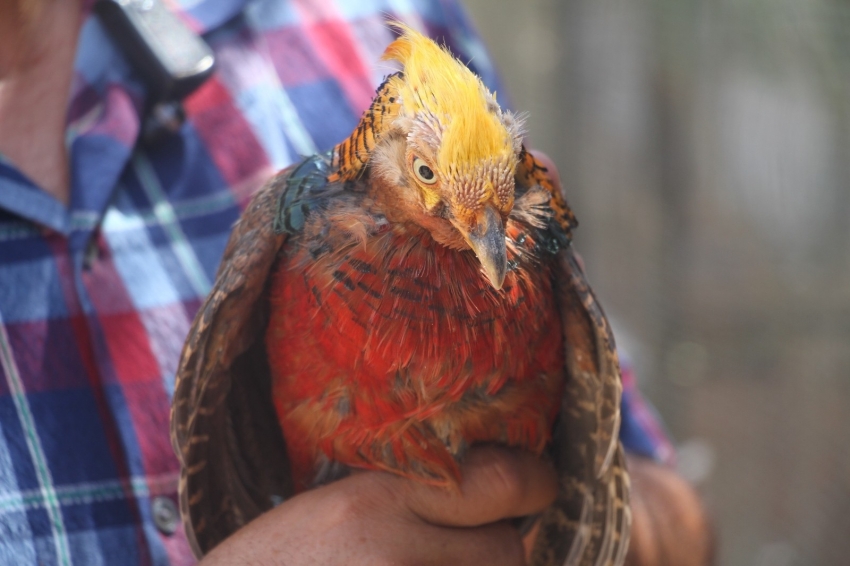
left=198, top=447, right=557, bottom=566
left=196, top=450, right=712, bottom=566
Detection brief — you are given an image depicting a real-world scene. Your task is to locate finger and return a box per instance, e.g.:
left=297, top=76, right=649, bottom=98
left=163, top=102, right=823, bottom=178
left=401, top=447, right=558, bottom=528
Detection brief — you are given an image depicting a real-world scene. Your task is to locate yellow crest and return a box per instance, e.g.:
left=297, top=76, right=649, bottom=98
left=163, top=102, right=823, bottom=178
left=382, top=23, right=517, bottom=174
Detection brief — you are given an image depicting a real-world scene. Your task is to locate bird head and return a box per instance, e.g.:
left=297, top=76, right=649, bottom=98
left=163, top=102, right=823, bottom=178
left=370, top=24, right=524, bottom=290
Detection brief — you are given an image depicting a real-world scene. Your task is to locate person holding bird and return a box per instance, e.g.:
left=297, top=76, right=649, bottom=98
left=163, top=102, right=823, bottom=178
left=0, top=1, right=711, bottom=565
left=174, top=26, right=629, bottom=564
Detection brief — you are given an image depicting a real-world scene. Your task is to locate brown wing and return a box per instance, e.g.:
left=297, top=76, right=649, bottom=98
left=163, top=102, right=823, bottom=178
left=516, top=154, right=632, bottom=566
left=530, top=249, right=631, bottom=566
left=170, top=172, right=293, bottom=557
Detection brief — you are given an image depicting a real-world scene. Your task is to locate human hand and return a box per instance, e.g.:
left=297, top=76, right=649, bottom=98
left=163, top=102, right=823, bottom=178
left=199, top=446, right=558, bottom=566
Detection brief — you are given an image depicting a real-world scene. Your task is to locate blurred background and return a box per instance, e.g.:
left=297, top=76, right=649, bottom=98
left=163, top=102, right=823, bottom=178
left=463, top=1, right=850, bottom=565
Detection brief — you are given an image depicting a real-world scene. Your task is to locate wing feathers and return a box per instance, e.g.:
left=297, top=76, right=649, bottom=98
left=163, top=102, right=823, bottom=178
left=529, top=249, right=630, bottom=566
left=171, top=172, right=293, bottom=557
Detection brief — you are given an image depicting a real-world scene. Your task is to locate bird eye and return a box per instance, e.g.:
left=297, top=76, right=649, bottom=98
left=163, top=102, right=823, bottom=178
left=413, top=157, right=437, bottom=185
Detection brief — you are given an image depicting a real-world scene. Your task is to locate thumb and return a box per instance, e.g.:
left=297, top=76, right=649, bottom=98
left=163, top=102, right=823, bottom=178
left=400, top=447, right=558, bottom=528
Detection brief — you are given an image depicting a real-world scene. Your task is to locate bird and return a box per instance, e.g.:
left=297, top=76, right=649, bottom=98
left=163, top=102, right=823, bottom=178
left=171, top=23, right=630, bottom=566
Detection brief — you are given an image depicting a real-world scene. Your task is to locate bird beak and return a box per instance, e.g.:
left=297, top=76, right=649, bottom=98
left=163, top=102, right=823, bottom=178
left=454, top=204, right=507, bottom=290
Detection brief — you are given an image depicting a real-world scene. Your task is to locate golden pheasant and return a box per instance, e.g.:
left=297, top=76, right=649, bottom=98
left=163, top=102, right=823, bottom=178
left=171, top=23, right=630, bottom=566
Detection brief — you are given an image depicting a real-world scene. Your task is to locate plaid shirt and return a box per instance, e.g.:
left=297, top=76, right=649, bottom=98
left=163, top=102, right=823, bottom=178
left=0, top=1, right=672, bottom=564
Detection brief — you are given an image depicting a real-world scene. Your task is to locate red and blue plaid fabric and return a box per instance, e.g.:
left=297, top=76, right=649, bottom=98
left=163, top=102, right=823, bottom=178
left=0, top=1, right=672, bottom=564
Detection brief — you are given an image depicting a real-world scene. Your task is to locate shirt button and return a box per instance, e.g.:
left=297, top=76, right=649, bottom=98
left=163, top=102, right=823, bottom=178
left=152, top=496, right=179, bottom=536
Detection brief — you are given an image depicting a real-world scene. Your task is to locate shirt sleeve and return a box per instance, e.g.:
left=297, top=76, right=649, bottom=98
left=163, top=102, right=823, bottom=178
left=618, top=356, right=677, bottom=466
